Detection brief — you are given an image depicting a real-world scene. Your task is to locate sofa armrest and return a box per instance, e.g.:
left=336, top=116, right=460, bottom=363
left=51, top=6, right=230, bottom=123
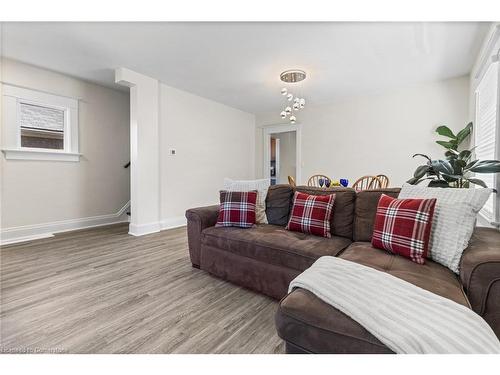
left=185, top=205, right=219, bottom=267
left=460, top=227, right=500, bottom=323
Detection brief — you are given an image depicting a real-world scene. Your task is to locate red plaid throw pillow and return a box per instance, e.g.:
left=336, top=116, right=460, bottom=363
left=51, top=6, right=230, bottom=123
left=215, top=190, right=258, bottom=228
left=372, top=194, right=437, bottom=264
left=286, top=192, right=335, bottom=238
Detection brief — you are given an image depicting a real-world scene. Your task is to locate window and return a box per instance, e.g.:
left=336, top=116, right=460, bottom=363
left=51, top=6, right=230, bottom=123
left=474, top=60, right=499, bottom=224
left=20, top=102, right=65, bottom=150
left=1, top=85, right=80, bottom=162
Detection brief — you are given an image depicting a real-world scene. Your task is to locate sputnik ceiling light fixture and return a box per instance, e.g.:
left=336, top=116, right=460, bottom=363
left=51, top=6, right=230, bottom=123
left=279, top=69, right=306, bottom=124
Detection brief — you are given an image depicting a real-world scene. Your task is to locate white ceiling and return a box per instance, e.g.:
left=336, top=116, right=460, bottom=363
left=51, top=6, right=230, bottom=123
left=0, top=22, right=489, bottom=114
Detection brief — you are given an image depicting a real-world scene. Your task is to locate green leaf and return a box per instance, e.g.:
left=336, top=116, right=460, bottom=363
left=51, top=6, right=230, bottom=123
left=448, top=158, right=464, bottom=174
left=467, top=178, right=488, bottom=188
left=428, top=180, right=450, bottom=188
left=458, top=150, right=472, bottom=160
left=445, top=151, right=458, bottom=162
left=406, top=177, right=421, bottom=185
left=414, top=165, right=430, bottom=179
left=441, top=172, right=464, bottom=179
left=469, top=160, right=500, bottom=173
left=431, top=159, right=454, bottom=175
left=445, top=149, right=459, bottom=156
left=436, top=140, right=458, bottom=150
left=464, top=159, right=480, bottom=170
left=436, top=125, right=456, bottom=139
left=455, top=122, right=473, bottom=145
left=410, top=177, right=439, bottom=185
left=412, top=153, right=432, bottom=163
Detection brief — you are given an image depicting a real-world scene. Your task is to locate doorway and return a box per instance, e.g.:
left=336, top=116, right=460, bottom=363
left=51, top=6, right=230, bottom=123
left=263, top=124, right=301, bottom=185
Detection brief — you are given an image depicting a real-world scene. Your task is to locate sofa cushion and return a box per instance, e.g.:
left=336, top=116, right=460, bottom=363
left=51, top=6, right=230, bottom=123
left=223, top=178, right=270, bottom=224
left=266, top=185, right=294, bottom=226
left=398, top=183, right=493, bottom=273
left=201, top=224, right=352, bottom=271
left=353, top=188, right=401, bottom=242
left=276, top=241, right=470, bottom=354
left=200, top=245, right=301, bottom=300
left=276, top=288, right=394, bottom=353
left=296, top=186, right=356, bottom=239
left=340, top=242, right=469, bottom=306
left=371, top=194, right=436, bottom=264
left=286, top=191, right=335, bottom=238
left=215, top=190, right=257, bottom=228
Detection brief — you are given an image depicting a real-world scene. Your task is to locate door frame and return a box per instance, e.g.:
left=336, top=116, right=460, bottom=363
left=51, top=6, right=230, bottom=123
left=270, top=137, right=281, bottom=185
left=262, top=123, right=302, bottom=184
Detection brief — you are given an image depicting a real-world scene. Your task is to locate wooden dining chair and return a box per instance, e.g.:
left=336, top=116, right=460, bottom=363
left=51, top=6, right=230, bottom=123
left=352, top=175, right=383, bottom=191
left=287, top=175, right=296, bottom=187
left=376, top=174, right=390, bottom=188
left=307, top=174, right=333, bottom=187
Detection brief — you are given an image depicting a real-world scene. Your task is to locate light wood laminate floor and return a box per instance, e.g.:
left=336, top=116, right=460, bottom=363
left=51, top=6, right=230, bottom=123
left=0, top=224, right=285, bottom=353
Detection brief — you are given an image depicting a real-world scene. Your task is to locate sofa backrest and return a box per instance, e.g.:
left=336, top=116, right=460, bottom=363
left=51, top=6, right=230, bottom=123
left=353, top=188, right=401, bottom=241
left=266, top=185, right=402, bottom=241
left=265, top=185, right=294, bottom=226
left=295, top=186, right=356, bottom=239
left=265, top=184, right=356, bottom=239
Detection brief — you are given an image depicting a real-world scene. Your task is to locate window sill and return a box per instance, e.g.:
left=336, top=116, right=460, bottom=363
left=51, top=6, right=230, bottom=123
left=477, top=210, right=500, bottom=229
left=1, top=148, right=81, bottom=162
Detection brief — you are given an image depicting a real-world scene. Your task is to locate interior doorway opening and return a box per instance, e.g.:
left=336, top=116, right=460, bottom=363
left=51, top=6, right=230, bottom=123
left=270, top=131, right=296, bottom=185
left=263, top=124, right=301, bottom=185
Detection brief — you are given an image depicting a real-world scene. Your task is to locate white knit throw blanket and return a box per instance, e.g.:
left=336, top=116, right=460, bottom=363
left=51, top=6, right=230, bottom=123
left=289, top=256, right=500, bottom=354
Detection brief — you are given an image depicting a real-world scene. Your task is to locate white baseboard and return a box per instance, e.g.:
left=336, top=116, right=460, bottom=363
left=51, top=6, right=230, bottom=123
left=1, top=201, right=131, bottom=246
left=1, top=208, right=189, bottom=245
left=127, top=216, right=185, bottom=236
left=1, top=232, right=55, bottom=245
left=160, top=216, right=187, bottom=230
left=128, top=221, right=161, bottom=236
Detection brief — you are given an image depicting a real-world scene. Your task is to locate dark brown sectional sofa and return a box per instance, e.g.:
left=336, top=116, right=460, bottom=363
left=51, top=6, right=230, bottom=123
left=185, top=185, right=500, bottom=353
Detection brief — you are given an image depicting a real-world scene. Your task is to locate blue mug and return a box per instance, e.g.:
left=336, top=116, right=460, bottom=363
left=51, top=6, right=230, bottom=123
left=339, top=178, right=349, bottom=187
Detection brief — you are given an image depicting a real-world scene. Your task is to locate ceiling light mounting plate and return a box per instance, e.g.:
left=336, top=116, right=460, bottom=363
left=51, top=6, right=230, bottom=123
left=280, top=69, right=306, bottom=83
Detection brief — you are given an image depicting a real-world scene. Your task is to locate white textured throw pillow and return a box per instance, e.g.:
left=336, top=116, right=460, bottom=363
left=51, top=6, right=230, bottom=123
left=223, top=178, right=270, bottom=224
left=398, top=184, right=493, bottom=273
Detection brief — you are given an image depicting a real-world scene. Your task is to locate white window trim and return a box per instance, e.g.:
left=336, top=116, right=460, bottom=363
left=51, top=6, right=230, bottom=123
left=1, top=84, right=81, bottom=162
left=474, top=62, right=500, bottom=226
left=472, top=24, right=500, bottom=227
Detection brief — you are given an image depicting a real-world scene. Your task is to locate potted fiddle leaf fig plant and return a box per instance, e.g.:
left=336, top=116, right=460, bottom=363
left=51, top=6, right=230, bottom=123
left=407, top=122, right=500, bottom=189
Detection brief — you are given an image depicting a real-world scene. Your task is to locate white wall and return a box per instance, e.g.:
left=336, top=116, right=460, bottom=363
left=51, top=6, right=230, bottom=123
left=1, top=59, right=130, bottom=236
left=159, top=83, right=255, bottom=226
left=0, top=60, right=255, bottom=241
left=256, top=76, right=469, bottom=187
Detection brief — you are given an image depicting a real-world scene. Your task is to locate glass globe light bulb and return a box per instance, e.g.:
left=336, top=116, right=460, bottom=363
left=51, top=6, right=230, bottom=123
left=299, top=98, right=305, bottom=106
left=280, top=111, right=287, bottom=119
left=293, top=102, right=300, bottom=110
left=294, top=97, right=300, bottom=103
left=287, top=93, right=293, bottom=101
left=285, top=106, right=292, bottom=114
left=281, top=88, right=287, bottom=96
left=290, top=115, right=296, bottom=124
